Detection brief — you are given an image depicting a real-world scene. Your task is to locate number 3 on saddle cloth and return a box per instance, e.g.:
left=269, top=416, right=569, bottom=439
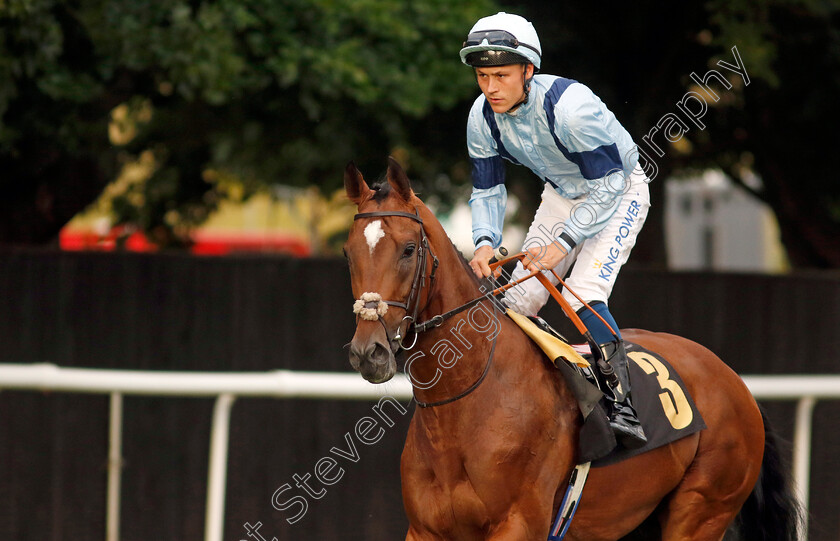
left=509, top=312, right=708, bottom=540
left=507, top=310, right=707, bottom=466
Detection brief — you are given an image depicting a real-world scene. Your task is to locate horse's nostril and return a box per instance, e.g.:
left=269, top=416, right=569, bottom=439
left=369, top=342, right=391, bottom=365
left=356, top=341, right=395, bottom=383
left=349, top=340, right=391, bottom=370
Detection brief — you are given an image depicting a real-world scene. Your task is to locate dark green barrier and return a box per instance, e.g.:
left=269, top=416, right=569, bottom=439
left=0, top=249, right=838, bottom=540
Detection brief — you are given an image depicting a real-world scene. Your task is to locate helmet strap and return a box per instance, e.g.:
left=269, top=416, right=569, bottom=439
left=504, top=64, right=533, bottom=114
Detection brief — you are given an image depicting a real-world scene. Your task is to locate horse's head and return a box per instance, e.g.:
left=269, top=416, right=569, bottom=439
left=343, top=157, right=431, bottom=383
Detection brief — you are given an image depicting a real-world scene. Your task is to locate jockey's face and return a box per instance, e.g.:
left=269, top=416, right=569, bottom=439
left=475, top=63, right=534, bottom=114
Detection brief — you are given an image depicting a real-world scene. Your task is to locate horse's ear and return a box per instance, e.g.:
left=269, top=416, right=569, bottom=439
left=344, top=161, right=371, bottom=205
left=386, top=156, right=413, bottom=202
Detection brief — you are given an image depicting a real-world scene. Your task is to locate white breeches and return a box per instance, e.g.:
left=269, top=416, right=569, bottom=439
left=504, top=167, right=651, bottom=315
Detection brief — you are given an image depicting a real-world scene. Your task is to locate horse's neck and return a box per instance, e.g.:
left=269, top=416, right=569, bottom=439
left=423, top=254, right=481, bottom=319
left=408, top=220, right=513, bottom=405
left=417, top=217, right=489, bottom=327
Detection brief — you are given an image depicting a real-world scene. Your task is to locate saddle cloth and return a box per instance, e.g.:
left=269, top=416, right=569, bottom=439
left=506, top=311, right=706, bottom=466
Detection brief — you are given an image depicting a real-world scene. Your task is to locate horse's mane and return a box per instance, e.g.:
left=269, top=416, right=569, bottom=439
left=417, top=198, right=485, bottom=291
left=450, top=237, right=484, bottom=288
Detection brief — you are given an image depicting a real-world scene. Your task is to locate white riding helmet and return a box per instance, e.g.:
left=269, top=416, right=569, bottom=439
left=459, top=12, right=542, bottom=70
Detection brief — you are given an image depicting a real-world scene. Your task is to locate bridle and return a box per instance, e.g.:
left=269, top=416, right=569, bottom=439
left=352, top=209, right=439, bottom=352
left=351, top=210, right=620, bottom=408
left=352, top=208, right=500, bottom=409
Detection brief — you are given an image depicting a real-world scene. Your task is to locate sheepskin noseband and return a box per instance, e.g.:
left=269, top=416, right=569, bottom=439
left=353, top=292, right=389, bottom=321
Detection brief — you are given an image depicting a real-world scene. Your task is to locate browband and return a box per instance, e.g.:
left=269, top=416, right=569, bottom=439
left=354, top=211, right=423, bottom=224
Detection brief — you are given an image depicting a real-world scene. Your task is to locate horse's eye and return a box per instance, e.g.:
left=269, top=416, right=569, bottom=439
left=402, top=244, right=416, bottom=258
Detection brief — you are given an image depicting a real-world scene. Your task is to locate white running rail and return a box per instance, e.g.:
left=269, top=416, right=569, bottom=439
left=0, top=364, right=835, bottom=541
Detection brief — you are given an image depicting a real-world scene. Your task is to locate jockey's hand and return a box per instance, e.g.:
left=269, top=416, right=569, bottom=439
left=470, top=245, right=502, bottom=280
left=524, top=243, right=568, bottom=274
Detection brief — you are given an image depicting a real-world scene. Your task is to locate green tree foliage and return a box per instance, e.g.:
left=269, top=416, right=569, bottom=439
left=519, top=0, right=840, bottom=268
left=699, top=0, right=840, bottom=267
left=2, top=0, right=839, bottom=267
left=0, top=0, right=495, bottom=245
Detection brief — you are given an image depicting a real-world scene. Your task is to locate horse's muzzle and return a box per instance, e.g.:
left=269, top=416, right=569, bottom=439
left=348, top=337, right=396, bottom=383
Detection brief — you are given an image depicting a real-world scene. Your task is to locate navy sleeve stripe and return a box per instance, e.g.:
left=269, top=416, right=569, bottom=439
left=573, top=145, right=624, bottom=180
left=471, top=156, right=505, bottom=189
left=559, top=232, right=577, bottom=250
left=543, top=78, right=624, bottom=181
left=482, top=101, right=521, bottom=166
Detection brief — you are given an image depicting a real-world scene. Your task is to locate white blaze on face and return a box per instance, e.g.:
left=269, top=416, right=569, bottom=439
left=364, top=220, right=386, bottom=254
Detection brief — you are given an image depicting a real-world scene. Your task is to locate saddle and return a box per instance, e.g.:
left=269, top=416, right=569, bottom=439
left=506, top=310, right=706, bottom=465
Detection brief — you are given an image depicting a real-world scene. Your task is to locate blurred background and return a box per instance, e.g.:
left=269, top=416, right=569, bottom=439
left=1, top=0, right=839, bottom=539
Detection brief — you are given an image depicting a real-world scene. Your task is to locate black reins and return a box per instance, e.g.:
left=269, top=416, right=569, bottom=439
left=414, top=330, right=498, bottom=408
left=352, top=208, right=500, bottom=408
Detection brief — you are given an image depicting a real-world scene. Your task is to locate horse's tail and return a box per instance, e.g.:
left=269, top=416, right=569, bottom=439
left=731, top=408, right=803, bottom=541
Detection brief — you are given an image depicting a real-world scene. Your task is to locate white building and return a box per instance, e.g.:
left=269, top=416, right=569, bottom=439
left=664, top=170, right=787, bottom=272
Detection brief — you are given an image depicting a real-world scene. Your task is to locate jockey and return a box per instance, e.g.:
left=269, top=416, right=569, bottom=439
left=460, top=12, right=651, bottom=448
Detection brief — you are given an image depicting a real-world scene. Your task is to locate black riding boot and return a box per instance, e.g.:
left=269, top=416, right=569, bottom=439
left=596, top=340, right=647, bottom=449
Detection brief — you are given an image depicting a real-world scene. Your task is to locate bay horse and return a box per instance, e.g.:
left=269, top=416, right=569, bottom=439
left=343, top=157, right=799, bottom=540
